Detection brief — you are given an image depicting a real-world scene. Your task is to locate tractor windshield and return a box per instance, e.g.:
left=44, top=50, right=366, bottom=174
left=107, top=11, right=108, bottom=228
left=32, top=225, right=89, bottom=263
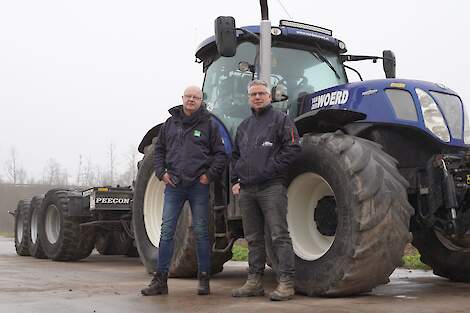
left=203, top=41, right=348, bottom=138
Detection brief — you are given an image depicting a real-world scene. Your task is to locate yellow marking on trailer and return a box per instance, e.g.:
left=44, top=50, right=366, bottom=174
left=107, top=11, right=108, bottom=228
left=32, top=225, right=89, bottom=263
left=98, top=187, right=109, bottom=192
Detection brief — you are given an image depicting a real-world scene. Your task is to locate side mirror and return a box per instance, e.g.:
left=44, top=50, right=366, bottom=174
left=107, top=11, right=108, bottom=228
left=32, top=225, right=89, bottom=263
left=382, top=50, right=396, bottom=79
left=214, top=16, right=237, bottom=57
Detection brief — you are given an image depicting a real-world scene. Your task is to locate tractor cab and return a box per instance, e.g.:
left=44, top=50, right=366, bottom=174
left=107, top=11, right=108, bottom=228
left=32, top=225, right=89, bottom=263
left=195, top=21, right=349, bottom=138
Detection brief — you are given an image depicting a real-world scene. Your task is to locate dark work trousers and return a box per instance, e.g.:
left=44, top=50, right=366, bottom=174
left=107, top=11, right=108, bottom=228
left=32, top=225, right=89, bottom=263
left=239, top=181, right=295, bottom=278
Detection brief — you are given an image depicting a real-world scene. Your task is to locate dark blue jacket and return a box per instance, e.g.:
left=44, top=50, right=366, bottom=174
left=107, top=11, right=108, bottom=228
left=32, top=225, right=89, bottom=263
left=232, top=104, right=301, bottom=186
left=154, top=105, right=226, bottom=185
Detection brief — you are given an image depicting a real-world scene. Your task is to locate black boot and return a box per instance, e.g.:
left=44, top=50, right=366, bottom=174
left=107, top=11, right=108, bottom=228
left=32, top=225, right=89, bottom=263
left=141, top=272, right=168, bottom=296
left=197, top=272, right=210, bottom=295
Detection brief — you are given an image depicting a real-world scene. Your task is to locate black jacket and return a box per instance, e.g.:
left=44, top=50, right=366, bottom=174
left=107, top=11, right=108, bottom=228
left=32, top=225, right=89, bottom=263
left=154, top=105, right=227, bottom=185
left=232, top=104, right=301, bottom=186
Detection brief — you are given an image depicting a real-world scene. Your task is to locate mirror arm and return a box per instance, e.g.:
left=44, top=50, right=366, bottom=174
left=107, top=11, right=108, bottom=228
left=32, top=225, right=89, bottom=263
left=236, top=28, right=259, bottom=42
left=344, top=65, right=363, bottom=81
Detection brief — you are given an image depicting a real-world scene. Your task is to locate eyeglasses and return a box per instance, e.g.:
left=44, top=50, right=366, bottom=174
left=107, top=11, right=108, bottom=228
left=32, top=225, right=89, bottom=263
left=248, top=91, right=269, bottom=97
left=183, top=95, right=202, bottom=101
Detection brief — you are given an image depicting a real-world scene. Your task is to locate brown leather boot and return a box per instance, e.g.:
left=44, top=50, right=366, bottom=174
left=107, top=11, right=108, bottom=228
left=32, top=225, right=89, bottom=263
left=197, top=272, right=210, bottom=295
left=269, top=276, right=295, bottom=301
left=141, top=272, right=168, bottom=296
left=232, top=272, right=264, bottom=297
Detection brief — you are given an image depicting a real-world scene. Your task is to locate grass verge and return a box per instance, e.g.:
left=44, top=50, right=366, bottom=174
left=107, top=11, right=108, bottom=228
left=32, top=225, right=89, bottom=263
left=231, top=244, right=248, bottom=261
left=0, top=232, right=14, bottom=238
left=232, top=243, right=430, bottom=270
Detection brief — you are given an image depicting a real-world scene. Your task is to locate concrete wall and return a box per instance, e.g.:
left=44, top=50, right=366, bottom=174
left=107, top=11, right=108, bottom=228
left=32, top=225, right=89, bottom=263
left=0, top=184, right=63, bottom=233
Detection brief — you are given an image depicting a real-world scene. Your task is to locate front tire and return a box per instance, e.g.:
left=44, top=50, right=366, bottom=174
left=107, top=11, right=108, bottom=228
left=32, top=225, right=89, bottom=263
left=412, top=225, right=470, bottom=281
left=284, top=133, right=413, bottom=296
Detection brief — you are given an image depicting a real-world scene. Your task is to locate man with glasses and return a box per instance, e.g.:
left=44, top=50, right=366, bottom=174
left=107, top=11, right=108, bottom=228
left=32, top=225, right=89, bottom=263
left=231, top=80, right=301, bottom=301
left=141, top=85, right=227, bottom=296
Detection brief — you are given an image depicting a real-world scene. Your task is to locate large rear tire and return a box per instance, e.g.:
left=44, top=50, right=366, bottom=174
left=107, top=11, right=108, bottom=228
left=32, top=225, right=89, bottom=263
left=14, top=199, right=31, bottom=256
left=133, top=143, right=231, bottom=276
left=28, top=195, right=47, bottom=259
left=277, top=133, right=413, bottom=296
left=412, top=225, right=470, bottom=281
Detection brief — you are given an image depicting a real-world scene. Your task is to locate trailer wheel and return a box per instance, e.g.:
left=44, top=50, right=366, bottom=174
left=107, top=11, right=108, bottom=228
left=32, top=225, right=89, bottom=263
left=268, top=133, right=413, bottom=296
left=39, top=189, right=94, bottom=261
left=133, top=144, right=229, bottom=276
left=72, top=226, right=96, bottom=260
left=28, top=195, right=47, bottom=259
left=14, top=199, right=31, bottom=256
left=412, top=225, right=470, bottom=281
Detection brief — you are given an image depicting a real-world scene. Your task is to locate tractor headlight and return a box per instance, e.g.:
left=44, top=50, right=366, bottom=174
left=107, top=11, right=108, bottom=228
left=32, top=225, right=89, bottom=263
left=416, top=88, right=450, bottom=142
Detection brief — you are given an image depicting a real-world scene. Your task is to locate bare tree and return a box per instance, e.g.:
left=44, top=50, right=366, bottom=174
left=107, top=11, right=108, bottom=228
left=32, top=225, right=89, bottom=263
left=4, top=147, right=18, bottom=184
left=17, top=168, right=27, bottom=184
left=106, top=142, right=117, bottom=186
left=76, top=154, right=83, bottom=186
left=42, top=158, right=66, bottom=186
left=82, top=157, right=96, bottom=187
left=117, top=145, right=138, bottom=186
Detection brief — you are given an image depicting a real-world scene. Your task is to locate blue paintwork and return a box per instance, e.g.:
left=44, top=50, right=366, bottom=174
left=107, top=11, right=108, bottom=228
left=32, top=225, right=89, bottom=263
left=297, top=79, right=467, bottom=147
left=197, top=25, right=467, bottom=148
left=196, top=25, right=340, bottom=57
left=211, top=115, right=233, bottom=155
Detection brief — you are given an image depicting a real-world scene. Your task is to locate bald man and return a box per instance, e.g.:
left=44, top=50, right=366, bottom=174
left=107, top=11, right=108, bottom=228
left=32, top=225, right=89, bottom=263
left=141, top=86, right=227, bottom=296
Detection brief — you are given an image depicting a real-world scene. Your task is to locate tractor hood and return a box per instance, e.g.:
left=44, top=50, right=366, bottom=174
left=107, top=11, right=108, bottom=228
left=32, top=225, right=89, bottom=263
left=295, top=79, right=469, bottom=147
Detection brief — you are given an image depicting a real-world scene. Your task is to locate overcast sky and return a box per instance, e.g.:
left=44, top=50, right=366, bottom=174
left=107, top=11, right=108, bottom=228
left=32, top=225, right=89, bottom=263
left=1, top=0, right=469, bottom=182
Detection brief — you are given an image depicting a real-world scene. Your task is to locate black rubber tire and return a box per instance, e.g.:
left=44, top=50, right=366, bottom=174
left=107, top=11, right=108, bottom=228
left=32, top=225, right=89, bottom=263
left=72, top=226, right=96, bottom=261
left=412, top=225, right=470, bottom=281
left=38, top=189, right=94, bottom=261
left=133, top=143, right=231, bottom=276
left=95, top=231, right=132, bottom=255
left=14, top=199, right=31, bottom=256
left=271, top=133, right=414, bottom=296
left=28, top=195, right=47, bottom=259
left=126, top=241, right=139, bottom=257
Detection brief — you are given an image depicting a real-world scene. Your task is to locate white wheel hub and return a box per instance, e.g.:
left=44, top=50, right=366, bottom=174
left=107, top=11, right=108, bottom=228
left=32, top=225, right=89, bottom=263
left=30, top=207, right=40, bottom=244
left=143, top=174, right=166, bottom=247
left=287, top=172, right=336, bottom=261
left=45, top=204, right=60, bottom=244
left=16, top=212, right=24, bottom=243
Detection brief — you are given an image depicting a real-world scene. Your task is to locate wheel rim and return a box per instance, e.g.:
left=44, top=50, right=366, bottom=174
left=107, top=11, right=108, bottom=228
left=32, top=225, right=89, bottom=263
left=16, top=212, right=24, bottom=243
left=30, top=207, right=39, bottom=244
left=45, top=204, right=60, bottom=244
left=435, top=230, right=470, bottom=252
left=143, top=174, right=166, bottom=247
left=287, top=172, right=336, bottom=261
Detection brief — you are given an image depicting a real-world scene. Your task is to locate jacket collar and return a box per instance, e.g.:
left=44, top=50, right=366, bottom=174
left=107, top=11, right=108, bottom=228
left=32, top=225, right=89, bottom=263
left=168, top=105, right=210, bottom=123
left=251, top=104, right=273, bottom=117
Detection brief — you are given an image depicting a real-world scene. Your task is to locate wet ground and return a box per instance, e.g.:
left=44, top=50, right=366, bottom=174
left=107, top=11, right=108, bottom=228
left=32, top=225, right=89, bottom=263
left=1, top=237, right=470, bottom=313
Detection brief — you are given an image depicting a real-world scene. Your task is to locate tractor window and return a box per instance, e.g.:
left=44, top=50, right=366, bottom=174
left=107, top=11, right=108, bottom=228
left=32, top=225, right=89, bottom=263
left=203, top=42, right=256, bottom=138
left=203, top=42, right=348, bottom=139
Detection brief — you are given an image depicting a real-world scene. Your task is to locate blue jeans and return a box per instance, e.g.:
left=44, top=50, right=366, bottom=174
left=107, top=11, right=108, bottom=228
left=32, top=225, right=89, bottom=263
left=157, top=180, right=210, bottom=273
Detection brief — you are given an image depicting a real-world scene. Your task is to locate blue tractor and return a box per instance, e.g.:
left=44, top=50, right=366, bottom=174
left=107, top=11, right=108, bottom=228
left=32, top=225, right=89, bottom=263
left=132, top=2, right=470, bottom=296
